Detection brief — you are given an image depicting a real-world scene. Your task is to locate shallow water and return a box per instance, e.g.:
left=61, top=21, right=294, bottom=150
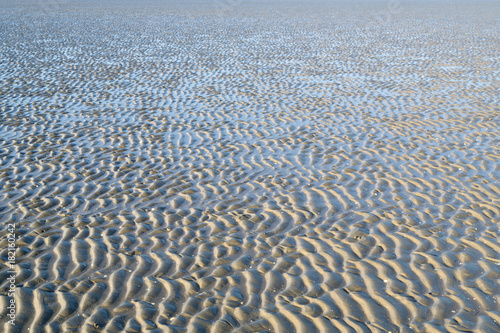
left=1, top=1, right=500, bottom=332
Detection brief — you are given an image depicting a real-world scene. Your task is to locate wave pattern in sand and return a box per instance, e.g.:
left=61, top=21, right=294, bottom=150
left=1, top=2, right=500, bottom=332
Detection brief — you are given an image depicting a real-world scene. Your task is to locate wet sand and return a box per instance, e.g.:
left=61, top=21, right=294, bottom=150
left=1, top=1, right=500, bottom=332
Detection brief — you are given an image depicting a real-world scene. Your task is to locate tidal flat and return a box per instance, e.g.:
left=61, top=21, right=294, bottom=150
left=0, top=1, right=499, bottom=332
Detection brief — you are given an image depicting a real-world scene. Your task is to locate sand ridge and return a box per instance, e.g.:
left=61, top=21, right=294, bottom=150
left=1, top=1, right=500, bottom=332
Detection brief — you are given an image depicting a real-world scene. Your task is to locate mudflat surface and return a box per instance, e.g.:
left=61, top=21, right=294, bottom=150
left=1, top=1, right=500, bottom=332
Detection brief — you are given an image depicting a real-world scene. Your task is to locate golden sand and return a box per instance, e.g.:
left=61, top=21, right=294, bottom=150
left=1, top=1, right=499, bottom=332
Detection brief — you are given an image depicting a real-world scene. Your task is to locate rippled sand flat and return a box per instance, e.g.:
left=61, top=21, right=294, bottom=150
left=1, top=1, right=500, bottom=332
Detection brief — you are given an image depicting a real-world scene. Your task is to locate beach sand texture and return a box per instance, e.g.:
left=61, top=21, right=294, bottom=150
left=1, top=1, right=500, bottom=332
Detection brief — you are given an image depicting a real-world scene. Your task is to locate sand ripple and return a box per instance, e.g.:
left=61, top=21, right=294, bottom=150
left=1, top=1, right=500, bottom=332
